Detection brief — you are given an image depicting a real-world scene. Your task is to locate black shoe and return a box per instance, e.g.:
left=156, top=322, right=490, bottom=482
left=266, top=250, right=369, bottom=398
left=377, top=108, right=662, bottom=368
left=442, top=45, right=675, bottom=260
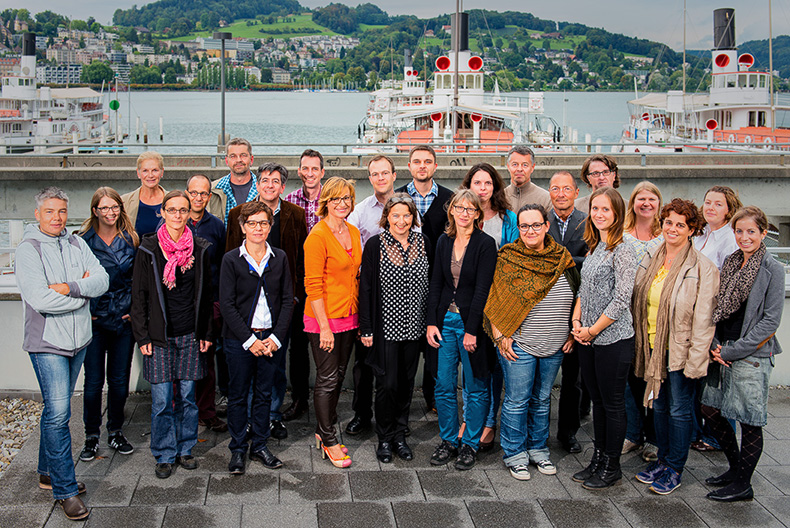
left=405, top=425, right=411, bottom=437
left=573, top=448, right=603, bottom=483
left=79, top=437, right=99, bottom=461
left=376, top=442, right=393, bottom=463
left=393, top=441, right=413, bottom=461
left=282, top=399, right=308, bottom=422
left=270, top=420, right=288, bottom=440
left=582, top=455, right=622, bottom=489
left=176, top=455, right=198, bottom=470
left=155, top=462, right=172, bottom=479
left=108, top=432, right=134, bottom=455
left=345, top=416, right=371, bottom=436
left=707, top=484, right=754, bottom=502
left=228, top=452, right=245, bottom=475
left=249, top=446, right=283, bottom=469
left=455, top=444, right=477, bottom=470
left=705, top=471, right=736, bottom=487
left=560, top=435, right=582, bottom=454
left=430, top=440, right=459, bottom=466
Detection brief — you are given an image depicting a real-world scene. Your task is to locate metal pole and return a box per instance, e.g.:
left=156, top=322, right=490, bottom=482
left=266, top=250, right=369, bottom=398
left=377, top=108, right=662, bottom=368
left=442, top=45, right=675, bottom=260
left=452, top=0, right=460, bottom=147
left=770, top=0, right=775, bottom=132
left=214, top=32, right=232, bottom=150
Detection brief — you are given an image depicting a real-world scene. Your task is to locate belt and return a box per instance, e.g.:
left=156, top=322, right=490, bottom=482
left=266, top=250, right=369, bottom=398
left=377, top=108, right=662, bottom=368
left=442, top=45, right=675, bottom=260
left=251, top=328, right=270, bottom=333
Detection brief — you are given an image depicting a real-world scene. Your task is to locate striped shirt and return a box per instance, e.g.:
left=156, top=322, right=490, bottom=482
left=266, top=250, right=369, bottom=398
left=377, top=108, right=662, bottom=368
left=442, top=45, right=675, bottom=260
left=511, top=275, right=574, bottom=357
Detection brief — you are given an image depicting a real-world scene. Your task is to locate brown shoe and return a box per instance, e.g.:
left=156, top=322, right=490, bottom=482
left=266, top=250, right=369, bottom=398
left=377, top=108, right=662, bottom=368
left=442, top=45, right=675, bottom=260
left=199, top=416, right=228, bottom=432
left=57, top=496, right=89, bottom=520
left=39, top=474, right=86, bottom=495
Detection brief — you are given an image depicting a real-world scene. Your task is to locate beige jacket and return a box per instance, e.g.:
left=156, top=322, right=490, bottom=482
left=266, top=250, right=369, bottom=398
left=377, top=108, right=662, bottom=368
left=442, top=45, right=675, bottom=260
left=121, top=185, right=167, bottom=226
left=207, top=179, right=228, bottom=222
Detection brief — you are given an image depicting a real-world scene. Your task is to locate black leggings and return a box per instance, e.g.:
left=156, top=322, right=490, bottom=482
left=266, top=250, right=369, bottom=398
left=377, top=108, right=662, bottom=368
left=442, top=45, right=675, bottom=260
left=578, top=337, right=634, bottom=458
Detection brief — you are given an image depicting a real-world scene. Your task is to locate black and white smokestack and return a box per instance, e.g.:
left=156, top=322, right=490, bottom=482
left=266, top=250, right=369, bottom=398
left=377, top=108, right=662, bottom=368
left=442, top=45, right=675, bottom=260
left=451, top=12, right=469, bottom=52
left=22, top=33, right=36, bottom=56
left=713, top=8, right=735, bottom=50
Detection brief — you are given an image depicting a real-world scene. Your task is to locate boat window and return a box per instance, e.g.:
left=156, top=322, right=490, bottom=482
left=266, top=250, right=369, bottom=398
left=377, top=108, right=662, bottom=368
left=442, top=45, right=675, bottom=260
left=759, top=75, right=766, bottom=88
left=749, top=75, right=757, bottom=88
left=476, top=75, right=482, bottom=89
left=749, top=111, right=756, bottom=127
left=725, top=111, right=732, bottom=128
left=738, top=74, right=747, bottom=88
left=758, top=111, right=766, bottom=127
left=727, top=75, right=736, bottom=88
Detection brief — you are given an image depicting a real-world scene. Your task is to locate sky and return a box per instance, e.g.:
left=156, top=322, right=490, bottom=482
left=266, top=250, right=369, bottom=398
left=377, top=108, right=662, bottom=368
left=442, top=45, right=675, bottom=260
left=4, top=0, right=789, bottom=51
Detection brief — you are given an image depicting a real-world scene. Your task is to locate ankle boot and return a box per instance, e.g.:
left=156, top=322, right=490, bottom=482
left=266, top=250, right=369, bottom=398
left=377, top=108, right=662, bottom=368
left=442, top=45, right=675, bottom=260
left=573, top=448, right=603, bottom=483
left=582, top=454, right=622, bottom=489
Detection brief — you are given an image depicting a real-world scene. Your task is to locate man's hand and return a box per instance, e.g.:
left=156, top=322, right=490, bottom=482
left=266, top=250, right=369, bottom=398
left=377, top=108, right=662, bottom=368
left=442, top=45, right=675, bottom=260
left=48, top=283, right=69, bottom=295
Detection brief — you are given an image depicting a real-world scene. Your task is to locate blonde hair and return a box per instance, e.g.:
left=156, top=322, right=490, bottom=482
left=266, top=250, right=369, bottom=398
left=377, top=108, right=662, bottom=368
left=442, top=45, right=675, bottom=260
left=624, top=181, right=663, bottom=237
left=136, top=151, right=164, bottom=170
left=445, top=189, right=483, bottom=238
left=317, top=177, right=356, bottom=218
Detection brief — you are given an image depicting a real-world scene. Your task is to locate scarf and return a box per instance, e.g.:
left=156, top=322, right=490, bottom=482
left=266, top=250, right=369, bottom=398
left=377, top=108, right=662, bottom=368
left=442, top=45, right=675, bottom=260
left=712, top=243, right=766, bottom=323
left=632, top=241, right=694, bottom=407
left=483, top=235, right=574, bottom=340
left=157, top=224, right=195, bottom=290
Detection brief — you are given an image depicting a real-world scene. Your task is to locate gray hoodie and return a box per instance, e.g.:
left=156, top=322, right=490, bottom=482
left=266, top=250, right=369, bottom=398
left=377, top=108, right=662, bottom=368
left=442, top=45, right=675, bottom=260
left=15, top=225, right=109, bottom=356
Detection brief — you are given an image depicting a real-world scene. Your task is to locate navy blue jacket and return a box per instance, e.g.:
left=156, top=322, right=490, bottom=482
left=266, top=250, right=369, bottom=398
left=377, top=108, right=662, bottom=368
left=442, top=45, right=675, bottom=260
left=187, top=211, right=226, bottom=301
left=81, top=228, right=136, bottom=331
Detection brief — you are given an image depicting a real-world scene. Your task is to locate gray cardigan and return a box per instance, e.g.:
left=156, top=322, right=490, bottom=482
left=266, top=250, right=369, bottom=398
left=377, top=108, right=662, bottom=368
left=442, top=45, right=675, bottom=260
left=716, top=251, right=785, bottom=361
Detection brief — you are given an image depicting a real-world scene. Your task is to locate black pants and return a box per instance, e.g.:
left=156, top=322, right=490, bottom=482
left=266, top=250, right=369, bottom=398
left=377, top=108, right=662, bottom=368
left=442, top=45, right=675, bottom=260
left=351, top=340, right=374, bottom=422
left=627, top=366, right=656, bottom=444
left=374, top=340, right=421, bottom=442
left=557, top=348, right=581, bottom=441
left=420, top=335, right=435, bottom=407
left=578, top=337, right=634, bottom=458
left=289, top=298, right=311, bottom=402
left=310, top=330, right=355, bottom=446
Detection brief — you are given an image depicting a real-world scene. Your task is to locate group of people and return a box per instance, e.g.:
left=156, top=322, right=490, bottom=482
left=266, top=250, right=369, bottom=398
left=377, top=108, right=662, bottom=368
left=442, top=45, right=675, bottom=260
left=16, top=141, right=783, bottom=522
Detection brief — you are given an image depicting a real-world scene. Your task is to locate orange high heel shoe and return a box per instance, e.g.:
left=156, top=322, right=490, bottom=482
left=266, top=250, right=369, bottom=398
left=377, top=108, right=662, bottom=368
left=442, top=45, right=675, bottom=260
left=315, top=434, right=348, bottom=454
left=320, top=442, right=352, bottom=468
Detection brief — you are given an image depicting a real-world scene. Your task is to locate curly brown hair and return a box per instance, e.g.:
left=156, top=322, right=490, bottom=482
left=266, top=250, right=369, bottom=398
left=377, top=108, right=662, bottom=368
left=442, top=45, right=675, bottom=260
left=660, top=198, right=703, bottom=237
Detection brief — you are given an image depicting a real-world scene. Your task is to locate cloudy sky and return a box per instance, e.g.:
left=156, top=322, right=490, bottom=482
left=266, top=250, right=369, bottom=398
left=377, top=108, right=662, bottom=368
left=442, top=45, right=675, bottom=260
left=5, top=0, right=788, bottom=50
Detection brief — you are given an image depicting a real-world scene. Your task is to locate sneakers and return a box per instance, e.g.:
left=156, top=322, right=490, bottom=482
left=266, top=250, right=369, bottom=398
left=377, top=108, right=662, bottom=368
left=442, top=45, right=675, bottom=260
left=642, top=443, right=658, bottom=462
left=509, top=463, right=531, bottom=480
left=108, top=432, right=134, bottom=455
left=79, top=437, right=99, bottom=461
left=622, top=438, right=643, bottom=455
left=454, top=444, right=477, bottom=470
left=534, top=459, right=557, bottom=475
left=649, top=467, right=681, bottom=495
left=430, top=440, right=459, bottom=466
left=635, top=460, right=667, bottom=484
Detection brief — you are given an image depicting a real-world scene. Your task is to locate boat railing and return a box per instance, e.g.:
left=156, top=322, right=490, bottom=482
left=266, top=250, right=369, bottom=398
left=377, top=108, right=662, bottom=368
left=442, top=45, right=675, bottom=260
left=482, top=95, right=527, bottom=109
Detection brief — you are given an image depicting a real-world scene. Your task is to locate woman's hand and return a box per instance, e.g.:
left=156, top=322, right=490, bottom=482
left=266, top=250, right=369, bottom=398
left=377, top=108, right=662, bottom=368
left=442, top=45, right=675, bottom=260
left=320, top=327, right=334, bottom=352
left=199, top=340, right=211, bottom=353
left=463, top=333, right=477, bottom=353
left=572, top=326, right=593, bottom=345
left=426, top=325, right=442, bottom=349
left=140, top=343, right=153, bottom=356
left=498, top=337, right=517, bottom=361
left=562, top=334, right=575, bottom=353
left=710, top=344, right=731, bottom=367
left=361, top=336, right=373, bottom=347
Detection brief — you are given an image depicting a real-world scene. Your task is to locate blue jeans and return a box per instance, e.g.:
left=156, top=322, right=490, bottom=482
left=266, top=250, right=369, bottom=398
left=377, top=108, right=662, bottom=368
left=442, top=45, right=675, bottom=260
left=435, top=312, right=490, bottom=451
left=461, top=359, right=503, bottom=429
left=83, top=322, right=135, bottom=437
left=653, top=369, right=695, bottom=474
left=499, top=344, right=564, bottom=466
left=270, top=330, right=290, bottom=421
left=150, top=380, right=198, bottom=463
left=30, top=348, right=86, bottom=500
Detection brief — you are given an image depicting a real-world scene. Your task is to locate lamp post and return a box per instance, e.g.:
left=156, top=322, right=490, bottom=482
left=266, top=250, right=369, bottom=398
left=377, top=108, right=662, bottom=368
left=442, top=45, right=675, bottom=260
left=213, top=31, right=232, bottom=152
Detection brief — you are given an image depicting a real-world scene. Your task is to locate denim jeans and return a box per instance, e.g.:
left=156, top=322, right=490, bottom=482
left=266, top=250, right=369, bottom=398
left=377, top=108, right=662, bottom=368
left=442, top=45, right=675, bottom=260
left=653, top=369, right=695, bottom=474
left=461, top=360, right=503, bottom=430
left=30, top=348, right=87, bottom=500
left=499, top=343, right=564, bottom=466
left=270, top=329, right=290, bottom=421
left=435, top=312, right=490, bottom=451
left=150, top=380, right=198, bottom=463
left=83, top=322, right=135, bottom=437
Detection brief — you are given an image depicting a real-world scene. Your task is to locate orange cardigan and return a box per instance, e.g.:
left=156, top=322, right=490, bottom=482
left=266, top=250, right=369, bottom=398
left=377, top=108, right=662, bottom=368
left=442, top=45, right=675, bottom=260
left=304, top=220, right=362, bottom=320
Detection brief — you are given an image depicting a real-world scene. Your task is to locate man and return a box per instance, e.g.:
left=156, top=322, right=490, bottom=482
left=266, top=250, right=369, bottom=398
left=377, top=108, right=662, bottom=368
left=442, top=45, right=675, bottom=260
left=344, top=155, right=398, bottom=435
left=284, top=149, right=324, bottom=234
left=186, top=174, right=228, bottom=434
left=395, top=145, right=452, bottom=412
left=575, top=154, right=621, bottom=215
left=208, top=137, right=258, bottom=224
left=15, top=187, right=109, bottom=522
left=546, top=171, right=589, bottom=455
left=503, top=145, right=551, bottom=213
left=228, top=163, right=309, bottom=430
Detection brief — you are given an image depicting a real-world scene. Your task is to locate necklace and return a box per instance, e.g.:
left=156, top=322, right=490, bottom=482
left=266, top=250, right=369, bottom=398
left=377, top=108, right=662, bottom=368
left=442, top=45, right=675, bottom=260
left=329, top=221, right=345, bottom=235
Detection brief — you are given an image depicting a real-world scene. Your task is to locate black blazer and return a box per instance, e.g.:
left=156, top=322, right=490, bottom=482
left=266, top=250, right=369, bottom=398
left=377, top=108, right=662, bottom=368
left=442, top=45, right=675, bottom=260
left=547, top=208, right=588, bottom=269
left=395, top=182, right=453, bottom=253
left=426, top=229, right=498, bottom=379
left=219, top=246, right=294, bottom=346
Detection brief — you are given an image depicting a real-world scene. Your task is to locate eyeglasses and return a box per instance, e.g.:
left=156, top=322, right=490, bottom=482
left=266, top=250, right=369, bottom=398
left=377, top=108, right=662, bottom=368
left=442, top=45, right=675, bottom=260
left=187, top=191, right=210, bottom=198
left=518, top=222, right=546, bottom=232
left=587, top=169, right=612, bottom=179
left=164, top=208, right=189, bottom=215
left=549, top=186, right=575, bottom=194
left=245, top=220, right=271, bottom=229
left=95, top=205, right=120, bottom=213
left=329, top=195, right=353, bottom=205
left=453, top=205, right=478, bottom=215
left=227, top=153, right=250, bottom=161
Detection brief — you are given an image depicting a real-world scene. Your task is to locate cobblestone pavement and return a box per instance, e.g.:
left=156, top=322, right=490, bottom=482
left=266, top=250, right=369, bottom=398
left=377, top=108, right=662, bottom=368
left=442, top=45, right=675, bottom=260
left=2, top=388, right=790, bottom=527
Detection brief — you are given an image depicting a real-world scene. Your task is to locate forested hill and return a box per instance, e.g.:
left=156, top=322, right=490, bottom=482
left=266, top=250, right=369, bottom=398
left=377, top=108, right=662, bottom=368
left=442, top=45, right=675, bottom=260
left=740, top=36, right=790, bottom=78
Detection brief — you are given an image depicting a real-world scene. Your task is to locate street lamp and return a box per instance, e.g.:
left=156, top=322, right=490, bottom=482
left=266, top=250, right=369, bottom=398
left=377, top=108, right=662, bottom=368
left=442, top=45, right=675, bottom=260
left=213, top=31, right=232, bottom=152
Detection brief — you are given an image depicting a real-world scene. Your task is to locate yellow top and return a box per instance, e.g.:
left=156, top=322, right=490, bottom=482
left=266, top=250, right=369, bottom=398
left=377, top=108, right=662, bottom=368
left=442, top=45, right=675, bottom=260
left=647, top=266, right=669, bottom=348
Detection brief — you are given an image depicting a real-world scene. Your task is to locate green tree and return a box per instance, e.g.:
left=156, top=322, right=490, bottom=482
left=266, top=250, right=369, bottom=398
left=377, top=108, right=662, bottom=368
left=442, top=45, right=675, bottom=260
left=346, top=66, right=366, bottom=86
left=81, top=61, right=114, bottom=83
left=163, top=67, right=177, bottom=84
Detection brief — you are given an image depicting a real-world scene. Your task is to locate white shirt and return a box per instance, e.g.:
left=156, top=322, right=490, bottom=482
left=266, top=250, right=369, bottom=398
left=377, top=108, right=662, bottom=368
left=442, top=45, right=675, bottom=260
left=239, top=243, right=282, bottom=351
left=694, top=224, right=738, bottom=269
left=347, top=194, right=385, bottom=247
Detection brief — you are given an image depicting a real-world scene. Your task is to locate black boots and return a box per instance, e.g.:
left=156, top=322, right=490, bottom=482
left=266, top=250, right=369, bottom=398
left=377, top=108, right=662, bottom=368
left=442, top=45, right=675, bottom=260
left=572, top=448, right=603, bottom=483
left=582, top=454, right=622, bottom=489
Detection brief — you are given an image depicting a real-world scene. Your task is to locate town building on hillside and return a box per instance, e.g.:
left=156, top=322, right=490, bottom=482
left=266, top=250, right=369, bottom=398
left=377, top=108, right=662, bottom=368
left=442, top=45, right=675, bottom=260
left=271, top=67, right=291, bottom=84
left=36, top=64, right=82, bottom=84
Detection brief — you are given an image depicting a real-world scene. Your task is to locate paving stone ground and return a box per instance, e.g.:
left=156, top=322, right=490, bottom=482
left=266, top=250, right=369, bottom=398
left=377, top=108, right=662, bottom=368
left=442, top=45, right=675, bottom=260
left=1, top=388, right=790, bottom=527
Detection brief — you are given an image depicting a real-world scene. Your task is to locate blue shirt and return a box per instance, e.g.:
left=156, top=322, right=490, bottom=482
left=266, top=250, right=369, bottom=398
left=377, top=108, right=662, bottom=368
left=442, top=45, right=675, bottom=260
left=187, top=211, right=226, bottom=301
left=135, top=201, right=162, bottom=237
left=406, top=180, right=438, bottom=217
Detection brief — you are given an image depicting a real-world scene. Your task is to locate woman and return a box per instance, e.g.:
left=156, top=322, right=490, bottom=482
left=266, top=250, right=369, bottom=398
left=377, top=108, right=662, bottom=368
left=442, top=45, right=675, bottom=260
left=304, top=176, right=362, bottom=468
left=121, top=151, right=167, bottom=236
left=484, top=204, right=579, bottom=481
left=571, top=187, right=638, bottom=489
left=701, top=206, right=784, bottom=502
left=631, top=199, right=719, bottom=495
left=78, top=188, right=139, bottom=462
left=622, top=181, right=663, bottom=461
left=130, top=190, right=213, bottom=479
left=220, top=201, right=294, bottom=475
left=426, top=189, right=497, bottom=471
left=460, top=163, right=518, bottom=449
left=359, top=194, right=430, bottom=463
left=694, top=186, right=742, bottom=269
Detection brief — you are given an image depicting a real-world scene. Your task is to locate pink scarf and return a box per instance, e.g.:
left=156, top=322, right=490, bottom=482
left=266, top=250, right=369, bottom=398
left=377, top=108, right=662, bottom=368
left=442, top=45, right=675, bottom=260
left=157, top=224, right=194, bottom=290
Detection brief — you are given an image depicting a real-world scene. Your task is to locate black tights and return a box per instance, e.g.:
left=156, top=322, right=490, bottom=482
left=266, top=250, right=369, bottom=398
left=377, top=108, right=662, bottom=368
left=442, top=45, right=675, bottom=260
left=701, top=404, right=763, bottom=489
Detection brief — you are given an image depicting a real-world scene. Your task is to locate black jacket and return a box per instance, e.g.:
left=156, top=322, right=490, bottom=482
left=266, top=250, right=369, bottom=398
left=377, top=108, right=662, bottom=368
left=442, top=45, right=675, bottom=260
left=219, top=246, right=294, bottom=346
left=395, top=182, right=453, bottom=253
left=81, top=227, right=136, bottom=331
left=426, top=229, right=498, bottom=379
left=130, top=233, right=213, bottom=348
left=548, top=208, right=588, bottom=270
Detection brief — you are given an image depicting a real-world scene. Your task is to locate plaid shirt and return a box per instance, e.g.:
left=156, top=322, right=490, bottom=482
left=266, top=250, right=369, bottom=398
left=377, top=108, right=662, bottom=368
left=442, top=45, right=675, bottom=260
left=405, top=180, right=438, bottom=217
left=553, top=210, right=571, bottom=240
left=285, top=185, right=321, bottom=232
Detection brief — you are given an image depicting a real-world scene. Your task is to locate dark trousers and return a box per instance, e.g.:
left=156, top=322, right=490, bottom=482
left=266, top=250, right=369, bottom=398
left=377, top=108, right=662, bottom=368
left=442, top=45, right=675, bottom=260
left=225, top=332, right=279, bottom=453
left=626, top=367, right=656, bottom=444
left=289, top=298, right=311, bottom=402
left=310, top=329, right=355, bottom=446
left=421, top=336, right=435, bottom=407
left=557, top=348, right=581, bottom=441
left=351, top=340, right=374, bottom=422
left=83, top=323, right=135, bottom=436
left=578, top=337, right=634, bottom=458
left=196, top=344, right=218, bottom=421
left=374, top=340, right=421, bottom=442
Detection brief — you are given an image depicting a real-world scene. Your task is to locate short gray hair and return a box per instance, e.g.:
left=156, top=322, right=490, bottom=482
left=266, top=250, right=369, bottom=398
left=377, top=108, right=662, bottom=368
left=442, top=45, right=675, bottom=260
left=258, top=162, right=288, bottom=185
left=35, top=187, right=69, bottom=208
left=507, top=145, right=535, bottom=164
